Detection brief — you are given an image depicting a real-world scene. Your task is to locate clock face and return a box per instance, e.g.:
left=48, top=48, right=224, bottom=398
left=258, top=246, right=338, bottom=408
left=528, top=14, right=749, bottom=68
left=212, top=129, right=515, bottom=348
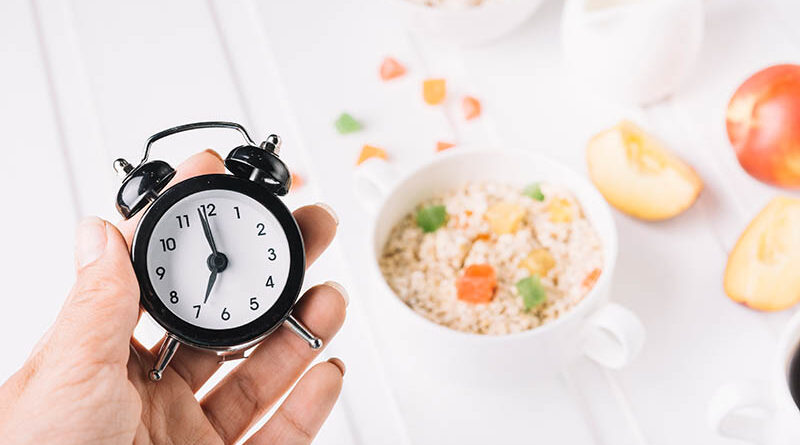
left=145, top=188, right=291, bottom=330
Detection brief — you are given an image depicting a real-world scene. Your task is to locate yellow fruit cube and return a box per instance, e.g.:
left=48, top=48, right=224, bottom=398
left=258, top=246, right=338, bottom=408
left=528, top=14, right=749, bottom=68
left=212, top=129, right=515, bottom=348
left=485, top=202, right=525, bottom=235
left=520, top=249, right=556, bottom=277
left=423, top=79, right=446, bottom=105
left=547, top=198, right=574, bottom=223
left=356, top=144, right=388, bottom=165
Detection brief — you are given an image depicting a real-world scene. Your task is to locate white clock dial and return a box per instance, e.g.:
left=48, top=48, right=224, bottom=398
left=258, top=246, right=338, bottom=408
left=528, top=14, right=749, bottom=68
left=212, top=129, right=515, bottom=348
left=146, top=189, right=291, bottom=330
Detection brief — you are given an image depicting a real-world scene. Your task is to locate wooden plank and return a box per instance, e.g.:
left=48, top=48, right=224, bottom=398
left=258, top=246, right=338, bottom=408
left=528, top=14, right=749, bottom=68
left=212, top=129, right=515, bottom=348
left=207, top=1, right=411, bottom=442
left=0, top=0, right=79, bottom=380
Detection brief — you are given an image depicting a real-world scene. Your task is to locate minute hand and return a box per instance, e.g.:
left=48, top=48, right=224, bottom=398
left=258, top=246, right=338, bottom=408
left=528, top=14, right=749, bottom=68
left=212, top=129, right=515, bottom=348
left=198, top=208, right=218, bottom=255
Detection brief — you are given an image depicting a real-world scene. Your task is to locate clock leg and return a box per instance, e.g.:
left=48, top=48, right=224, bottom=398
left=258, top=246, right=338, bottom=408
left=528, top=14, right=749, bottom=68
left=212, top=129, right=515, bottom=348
left=149, top=335, right=180, bottom=382
left=284, top=314, right=323, bottom=349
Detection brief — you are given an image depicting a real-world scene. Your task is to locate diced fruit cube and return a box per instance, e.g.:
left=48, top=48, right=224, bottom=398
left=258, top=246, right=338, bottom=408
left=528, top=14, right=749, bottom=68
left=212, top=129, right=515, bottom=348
left=416, top=205, right=447, bottom=233
left=380, top=57, right=407, bottom=81
left=485, top=201, right=526, bottom=235
left=587, top=120, right=703, bottom=221
left=582, top=268, right=602, bottom=289
left=520, top=249, right=556, bottom=277
left=289, top=172, right=303, bottom=192
left=724, top=196, right=800, bottom=311
left=334, top=112, right=362, bottom=134
left=522, top=183, right=545, bottom=201
left=436, top=141, right=456, bottom=152
left=516, top=275, right=547, bottom=310
left=462, top=96, right=481, bottom=120
left=456, top=264, right=497, bottom=303
left=547, top=198, right=574, bottom=223
left=423, top=78, right=446, bottom=105
left=356, top=144, right=388, bottom=165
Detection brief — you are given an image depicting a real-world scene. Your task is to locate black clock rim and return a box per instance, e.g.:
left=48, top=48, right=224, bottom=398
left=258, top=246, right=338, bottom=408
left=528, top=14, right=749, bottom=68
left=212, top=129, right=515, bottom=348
left=131, top=174, right=306, bottom=349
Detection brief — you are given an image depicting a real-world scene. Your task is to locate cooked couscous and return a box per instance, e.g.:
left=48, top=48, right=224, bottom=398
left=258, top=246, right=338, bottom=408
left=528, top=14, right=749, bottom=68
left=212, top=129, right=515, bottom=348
left=379, top=182, right=603, bottom=335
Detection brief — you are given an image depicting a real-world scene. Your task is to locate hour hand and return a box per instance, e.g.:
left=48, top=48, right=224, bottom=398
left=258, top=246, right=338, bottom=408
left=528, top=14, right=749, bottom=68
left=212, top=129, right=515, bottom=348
left=198, top=208, right=218, bottom=255
left=203, top=269, right=217, bottom=304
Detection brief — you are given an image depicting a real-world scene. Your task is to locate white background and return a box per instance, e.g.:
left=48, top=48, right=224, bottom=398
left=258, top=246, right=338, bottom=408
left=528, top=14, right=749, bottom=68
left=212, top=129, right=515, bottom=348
left=1, top=0, right=800, bottom=444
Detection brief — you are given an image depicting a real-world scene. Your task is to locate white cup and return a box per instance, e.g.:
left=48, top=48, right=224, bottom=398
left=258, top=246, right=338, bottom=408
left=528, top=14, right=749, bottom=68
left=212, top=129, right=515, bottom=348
left=709, top=311, right=800, bottom=444
left=355, top=148, right=645, bottom=385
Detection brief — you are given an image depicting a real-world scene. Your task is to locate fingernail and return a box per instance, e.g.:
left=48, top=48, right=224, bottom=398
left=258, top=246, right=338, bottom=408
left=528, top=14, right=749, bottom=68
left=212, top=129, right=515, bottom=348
left=328, top=357, right=346, bottom=376
left=314, top=202, right=339, bottom=225
left=324, top=281, right=349, bottom=307
left=204, top=149, right=224, bottom=163
left=75, top=217, right=108, bottom=269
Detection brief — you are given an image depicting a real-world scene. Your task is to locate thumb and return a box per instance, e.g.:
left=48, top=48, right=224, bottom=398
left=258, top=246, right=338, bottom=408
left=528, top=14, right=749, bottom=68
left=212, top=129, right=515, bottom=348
left=51, top=217, right=140, bottom=365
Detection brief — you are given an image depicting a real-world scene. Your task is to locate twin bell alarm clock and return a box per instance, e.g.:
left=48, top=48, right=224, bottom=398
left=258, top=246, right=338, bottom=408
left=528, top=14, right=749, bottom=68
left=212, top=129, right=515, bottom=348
left=112, top=121, right=320, bottom=381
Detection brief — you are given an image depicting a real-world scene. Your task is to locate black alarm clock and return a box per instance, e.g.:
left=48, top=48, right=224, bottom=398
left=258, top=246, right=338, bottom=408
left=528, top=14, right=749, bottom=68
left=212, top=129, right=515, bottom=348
left=113, top=122, right=320, bottom=381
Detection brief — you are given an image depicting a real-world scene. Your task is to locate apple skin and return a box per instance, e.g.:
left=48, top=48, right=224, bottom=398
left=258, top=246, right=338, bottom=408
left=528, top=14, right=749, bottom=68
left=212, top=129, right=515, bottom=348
left=726, top=64, right=800, bottom=188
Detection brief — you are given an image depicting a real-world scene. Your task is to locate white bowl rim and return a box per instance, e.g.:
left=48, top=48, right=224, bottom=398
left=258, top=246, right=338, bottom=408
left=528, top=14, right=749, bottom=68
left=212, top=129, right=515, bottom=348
left=366, top=147, right=619, bottom=344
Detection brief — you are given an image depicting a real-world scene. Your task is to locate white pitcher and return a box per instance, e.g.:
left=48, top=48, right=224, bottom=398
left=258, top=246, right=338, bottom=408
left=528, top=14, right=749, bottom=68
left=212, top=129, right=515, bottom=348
left=562, top=0, right=705, bottom=105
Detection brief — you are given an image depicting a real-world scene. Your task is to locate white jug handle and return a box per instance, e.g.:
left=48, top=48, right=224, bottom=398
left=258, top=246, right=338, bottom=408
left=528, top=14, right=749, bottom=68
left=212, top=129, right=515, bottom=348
left=581, top=302, right=646, bottom=369
left=354, top=157, right=398, bottom=214
left=708, top=381, right=774, bottom=443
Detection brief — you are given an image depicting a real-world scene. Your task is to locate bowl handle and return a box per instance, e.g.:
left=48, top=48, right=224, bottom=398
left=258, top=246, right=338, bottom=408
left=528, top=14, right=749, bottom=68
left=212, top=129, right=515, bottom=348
left=580, top=303, right=645, bottom=369
left=354, top=157, right=398, bottom=214
left=708, top=381, right=774, bottom=443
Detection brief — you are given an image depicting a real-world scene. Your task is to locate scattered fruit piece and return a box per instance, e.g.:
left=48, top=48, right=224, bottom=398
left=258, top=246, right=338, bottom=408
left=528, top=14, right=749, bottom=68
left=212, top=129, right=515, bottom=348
left=334, top=112, right=362, bottom=134
left=423, top=78, right=446, bottom=105
left=586, top=120, right=703, bottom=221
left=356, top=144, right=388, bottom=165
left=380, top=57, right=407, bottom=81
left=416, top=204, right=447, bottom=233
left=457, top=264, right=497, bottom=304
left=289, top=172, right=303, bottom=191
left=724, top=196, right=800, bottom=311
left=436, top=141, right=456, bottom=152
left=547, top=198, right=574, bottom=223
left=582, top=268, right=602, bottom=289
left=485, top=201, right=526, bottom=235
left=522, top=183, right=545, bottom=201
left=726, top=64, right=800, bottom=188
left=520, top=249, right=556, bottom=277
left=516, top=275, right=547, bottom=310
left=462, top=96, right=481, bottom=120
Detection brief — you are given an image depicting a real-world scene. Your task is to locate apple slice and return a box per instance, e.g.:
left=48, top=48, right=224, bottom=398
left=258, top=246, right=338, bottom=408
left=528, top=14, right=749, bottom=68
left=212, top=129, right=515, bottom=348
left=724, top=196, right=800, bottom=311
left=587, top=121, right=703, bottom=221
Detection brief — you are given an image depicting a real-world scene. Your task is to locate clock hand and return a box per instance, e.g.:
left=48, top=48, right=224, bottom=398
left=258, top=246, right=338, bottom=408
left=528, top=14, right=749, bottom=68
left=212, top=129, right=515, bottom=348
left=203, top=269, right=217, bottom=304
left=197, top=207, right=218, bottom=255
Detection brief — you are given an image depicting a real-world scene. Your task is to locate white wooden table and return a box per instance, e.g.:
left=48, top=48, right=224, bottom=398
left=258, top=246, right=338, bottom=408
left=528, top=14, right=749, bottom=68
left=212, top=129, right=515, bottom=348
left=2, top=0, right=800, bottom=443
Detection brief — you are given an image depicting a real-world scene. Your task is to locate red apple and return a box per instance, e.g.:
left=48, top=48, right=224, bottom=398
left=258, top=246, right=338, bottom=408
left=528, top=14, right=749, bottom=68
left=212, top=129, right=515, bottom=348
left=727, top=64, right=800, bottom=188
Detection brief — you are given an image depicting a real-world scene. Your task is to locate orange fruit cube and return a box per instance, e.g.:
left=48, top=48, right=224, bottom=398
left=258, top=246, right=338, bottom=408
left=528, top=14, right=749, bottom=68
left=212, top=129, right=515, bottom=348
left=380, top=57, right=406, bottom=81
left=456, top=264, right=497, bottom=303
left=289, top=172, right=304, bottom=191
left=462, top=96, right=481, bottom=120
left=357, top=144, right=388, bottom=165
left=423, top=79, right=446, bottom=105
left=436, top=141, right=456, bottom=152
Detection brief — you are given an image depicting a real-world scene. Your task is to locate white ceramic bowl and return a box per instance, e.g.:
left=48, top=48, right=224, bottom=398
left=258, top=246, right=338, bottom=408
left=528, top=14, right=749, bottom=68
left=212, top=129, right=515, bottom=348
left=386, top=0, right=545, bottom=46
left=355, top=148, right=645, bottom=386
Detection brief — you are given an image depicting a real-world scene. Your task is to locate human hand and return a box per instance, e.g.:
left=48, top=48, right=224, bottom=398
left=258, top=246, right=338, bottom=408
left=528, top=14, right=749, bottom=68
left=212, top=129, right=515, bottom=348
left=0, top=150, right=348, bottom=445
